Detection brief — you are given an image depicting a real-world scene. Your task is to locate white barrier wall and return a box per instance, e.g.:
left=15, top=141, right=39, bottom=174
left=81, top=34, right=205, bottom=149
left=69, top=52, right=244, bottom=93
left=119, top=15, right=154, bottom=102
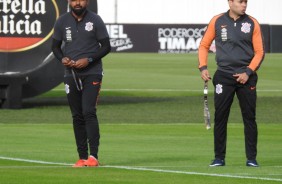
left=98, top=0, right=282, bottom=25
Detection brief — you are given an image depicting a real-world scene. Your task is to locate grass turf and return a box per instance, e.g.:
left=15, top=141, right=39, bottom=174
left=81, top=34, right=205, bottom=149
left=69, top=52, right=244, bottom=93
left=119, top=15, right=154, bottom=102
left=0, top=53, right=281, bottom=183
left=0, top=124, right=281, bottom=184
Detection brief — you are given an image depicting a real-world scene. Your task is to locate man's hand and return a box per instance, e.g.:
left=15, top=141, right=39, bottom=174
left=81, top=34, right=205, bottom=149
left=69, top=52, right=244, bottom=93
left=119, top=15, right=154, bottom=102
left=201, top=69, right=211, bottom=81
left=61, top=57, right=74, bottom=68
left=233, top=72, right=249, bottom=84
left=73, top=58, right=89, bottom=69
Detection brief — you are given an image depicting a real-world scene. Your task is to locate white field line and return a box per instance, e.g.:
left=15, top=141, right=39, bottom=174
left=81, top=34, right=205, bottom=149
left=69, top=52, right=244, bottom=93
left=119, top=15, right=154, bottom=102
left=103, top=165, right=282, bottom=182
left=0, top=156, right=282, bottom=182
left=52, top=88, right=282, bottom=92
left=0, top=156, right=71, bottom=166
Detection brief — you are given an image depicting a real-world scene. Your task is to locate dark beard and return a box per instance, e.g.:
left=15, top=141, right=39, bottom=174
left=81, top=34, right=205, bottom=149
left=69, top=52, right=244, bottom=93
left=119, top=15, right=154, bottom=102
left=71, top=7, right=86, bottom=16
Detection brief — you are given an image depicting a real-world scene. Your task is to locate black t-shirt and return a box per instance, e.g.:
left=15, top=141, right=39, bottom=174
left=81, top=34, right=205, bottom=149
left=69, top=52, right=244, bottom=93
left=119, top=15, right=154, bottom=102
left=52, top=10, right=109, bottom=76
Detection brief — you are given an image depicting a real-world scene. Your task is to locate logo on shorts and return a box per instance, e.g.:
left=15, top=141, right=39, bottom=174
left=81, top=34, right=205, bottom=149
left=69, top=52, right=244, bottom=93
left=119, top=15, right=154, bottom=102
left=215, top=84, right=223, bottom=94
left=241, top=22, right=251, bottom=33
left=65, top=84, right=70, bottom=94
left=85, top=22, right=94, bottom=31
left=92, top=81, right=100, bottom=86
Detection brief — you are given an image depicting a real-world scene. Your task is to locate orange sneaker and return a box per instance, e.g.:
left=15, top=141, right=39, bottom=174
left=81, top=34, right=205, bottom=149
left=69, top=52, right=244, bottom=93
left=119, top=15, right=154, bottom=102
left=72, top=159, right=86, bottom=167
left=84, top=156, right=99, bottom=167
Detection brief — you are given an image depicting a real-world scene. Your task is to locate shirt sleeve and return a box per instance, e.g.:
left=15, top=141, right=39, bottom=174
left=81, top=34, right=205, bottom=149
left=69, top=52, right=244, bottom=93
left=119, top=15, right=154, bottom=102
left=52, top=18, right=63, bottom=41
left=198, top=14, right=221, bottom=71
left=95, top=15, right=109, bottom=40
left=247, top=17, right=265, bottom=73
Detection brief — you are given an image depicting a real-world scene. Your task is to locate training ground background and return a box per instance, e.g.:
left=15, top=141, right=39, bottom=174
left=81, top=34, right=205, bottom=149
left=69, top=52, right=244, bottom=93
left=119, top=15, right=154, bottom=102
left=0, top=53, right=281, bottom=184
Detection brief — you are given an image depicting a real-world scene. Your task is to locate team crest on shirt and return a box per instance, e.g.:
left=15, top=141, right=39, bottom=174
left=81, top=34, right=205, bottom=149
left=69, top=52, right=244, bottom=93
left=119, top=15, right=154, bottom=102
left=215, top=84, right=223, bottom=94
left=241, top=22, right=251, bottom=33
left=65, top=27, right=72, bottom=42
left=85, top=22, right=94, bottom=31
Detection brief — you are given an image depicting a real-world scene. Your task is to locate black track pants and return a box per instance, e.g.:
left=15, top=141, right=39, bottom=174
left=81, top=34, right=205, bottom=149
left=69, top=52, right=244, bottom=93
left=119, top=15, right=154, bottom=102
left=64, top=74, right=102, bottom=160
left=212, top=70, right=258, bottom=160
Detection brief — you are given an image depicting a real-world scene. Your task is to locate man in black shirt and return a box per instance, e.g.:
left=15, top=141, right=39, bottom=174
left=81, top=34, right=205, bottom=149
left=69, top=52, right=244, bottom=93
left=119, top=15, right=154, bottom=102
left=52, top=0, right=111, bottom=167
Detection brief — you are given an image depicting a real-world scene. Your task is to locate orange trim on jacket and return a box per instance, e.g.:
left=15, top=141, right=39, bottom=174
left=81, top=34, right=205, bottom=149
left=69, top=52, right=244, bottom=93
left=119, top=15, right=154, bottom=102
left=248, top=16, right=265, bottom=72
left=198, top=14, right=223, bottom=70
left=198, top=12, right=265, bottom=75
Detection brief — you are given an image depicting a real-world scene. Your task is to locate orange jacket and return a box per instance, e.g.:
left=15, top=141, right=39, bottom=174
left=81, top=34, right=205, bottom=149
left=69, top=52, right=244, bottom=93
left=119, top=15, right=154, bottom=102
left=198, top=11, right=265, bottom=76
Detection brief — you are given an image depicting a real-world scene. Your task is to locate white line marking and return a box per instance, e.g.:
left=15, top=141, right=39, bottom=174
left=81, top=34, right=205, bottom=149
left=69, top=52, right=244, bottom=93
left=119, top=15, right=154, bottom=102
left=0, top=166, right=70, bottom=169
left=0, top=156, right=71, bottom=166
left=52, top=88, right=282, bottom=92
left=0, top=156, right=282, bottom=182
left=104, top=165, right=282, bottom=182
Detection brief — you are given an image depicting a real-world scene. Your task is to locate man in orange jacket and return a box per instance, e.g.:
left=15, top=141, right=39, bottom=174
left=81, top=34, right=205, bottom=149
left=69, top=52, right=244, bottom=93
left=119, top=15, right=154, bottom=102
left=198, top=0, right=265, bottom=167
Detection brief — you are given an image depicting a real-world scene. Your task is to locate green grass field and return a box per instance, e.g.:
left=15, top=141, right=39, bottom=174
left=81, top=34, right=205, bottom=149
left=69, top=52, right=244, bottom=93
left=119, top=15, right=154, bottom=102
left=0, top=53, right=282, bottom=183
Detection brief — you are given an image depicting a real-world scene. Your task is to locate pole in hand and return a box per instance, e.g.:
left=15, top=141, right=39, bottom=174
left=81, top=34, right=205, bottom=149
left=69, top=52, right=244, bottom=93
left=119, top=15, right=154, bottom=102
left=204, top=81, right=211, bottom=130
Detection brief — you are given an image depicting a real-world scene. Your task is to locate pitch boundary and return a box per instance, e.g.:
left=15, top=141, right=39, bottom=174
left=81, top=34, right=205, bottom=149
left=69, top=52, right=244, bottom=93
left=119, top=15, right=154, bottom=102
left=0, top=156, right=282, bottom=182
left=52, top=88, right=282, bottom=92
